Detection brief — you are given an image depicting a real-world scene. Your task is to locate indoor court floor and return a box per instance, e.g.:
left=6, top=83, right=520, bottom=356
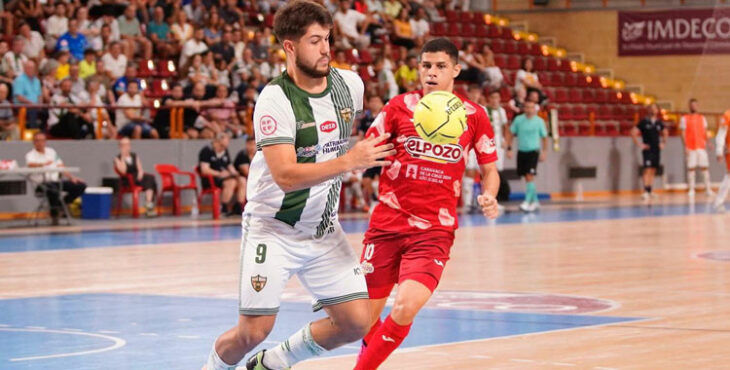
left=1, top=194, right=728, bottom=369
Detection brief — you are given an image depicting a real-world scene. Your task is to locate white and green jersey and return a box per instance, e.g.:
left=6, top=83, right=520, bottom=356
left=245, top=68, right=364, bottom=237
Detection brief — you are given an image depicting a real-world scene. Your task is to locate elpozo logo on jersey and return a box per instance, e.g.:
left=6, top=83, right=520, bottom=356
left=404, top=137, right=463, bottom=164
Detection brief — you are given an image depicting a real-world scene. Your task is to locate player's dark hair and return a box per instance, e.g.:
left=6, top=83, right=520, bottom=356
left=488, top=89, right=501, bottom=97
left=689, top=98, right=698, bottom=104
left=273, top=0, right=333, bottom=42
left=420, top=38, right=459, bottom=64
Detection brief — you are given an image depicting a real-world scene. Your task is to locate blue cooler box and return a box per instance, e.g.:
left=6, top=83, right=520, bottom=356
left=81, top=187, right=113, bottom=219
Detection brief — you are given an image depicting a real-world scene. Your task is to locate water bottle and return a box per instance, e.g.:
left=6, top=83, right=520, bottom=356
left=191, top=196, right=199, bottom=218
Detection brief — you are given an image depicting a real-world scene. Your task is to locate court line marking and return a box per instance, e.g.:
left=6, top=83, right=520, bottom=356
left=0, top=327, right=126, bottom=362
left=304, top=317, right=656, bottom=363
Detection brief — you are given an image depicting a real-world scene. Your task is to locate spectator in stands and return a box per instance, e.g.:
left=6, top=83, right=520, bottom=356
left=214, top=58, right=231, bottom=87
left=18, top=22, right=44, bottom=61
left=457, top=41, right=487, bottom=86
left=187, top=53, right=213, bottom=86
left=25, top=132, right=86, bottom=225
left=411, top=7, right=430, bottom=45
left=0, top=42, right=10, bottom=86
left=114, top=137, right=158, bottom=217
left=13, top=60, right=43, bottom=128
left=422, top=0, right=445, bottom=22
left=93, top=24, right=114, bottom=53
left=392, top=8, right=416, bottom=49
left=0, top=83, right=19, bottom=140
left=111, top=65, right=140, bottom=102
left=171, top=10, right=194, bottom=47
left=80, top=76, right=116, bottom=139
left=188, top=81, right=219, bottom=139
left=94, top=59, right=113, bottom=89
left=2, top=37, right=28, bottom=81
left=211, top=27, right=236, bottom=65
left=247, top=31, right=269, bottom=64
left=147, top=6, right=175, bottom=59
left=12, top=0, right=43, bottom=33
left=180, top=28, right=209, bottom=69
left=45, top=2, right=69, bottom=50
left=232, top=48, right=257, bottom=86
left=67, top=64, right=86, bottom=99
left=516, top=58, right=545, bottom=103
left=184, top=0, right=206, bottom=25
left=198, top=133, right=246, bottom=216
left=203, top=11, right=223, bottom=46
left=508, top=85, right=526, bottom=115
left=476, top=44, right=504, bottom=90
left=232, top=28, right=246, bottom=61
left=75, top=7, right=100, bottom=51
left=374, top=56, right=398, bottom=101
left=54, top=51, right=71, bottom=80
left=102, top=42, right=128, bottom=80
left=334, top=0, right=372, bottom=50
left=234, top=135, right=256, bottom=180
left=383, top=0, right=404, bottom=20
left=330, top=49, right=352, bottom=71
left=219, top=0, right=246, bottom=26
left=153, top=82, right=198, bottom=139
left=48, top=78, right=93, bottom=139
left=118, top=5, right=152, bottom=61
left=204, top=84, right=243, bottom=137
left=116, top=80, right=158, bottom=139
left=78, top=49, right=97, bottom=79
left=394, top=54, right=418, bottom=93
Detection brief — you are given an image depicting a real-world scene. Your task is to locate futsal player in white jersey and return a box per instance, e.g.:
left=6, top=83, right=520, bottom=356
left=203, top=2, right=395, bottom=370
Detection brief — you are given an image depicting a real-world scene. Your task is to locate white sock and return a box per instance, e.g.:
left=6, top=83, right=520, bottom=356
left=688, top=171, right=696, bottom=191
left=263, top=323, right=325, bottom=369
left=462, top=176, right=474, bottom=208
left=715, top=175, right=730, bottom=207
left=206, top=343, right=237, bottom=370
left=702, top=170, right=712, bottom=192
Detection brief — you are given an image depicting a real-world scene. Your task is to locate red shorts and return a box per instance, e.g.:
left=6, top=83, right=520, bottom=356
left=360, top=230, right=455, bottom=299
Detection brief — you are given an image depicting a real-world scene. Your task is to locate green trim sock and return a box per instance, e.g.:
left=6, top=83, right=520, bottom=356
left=264, top=323, right=325, bottom=369
left=526, top=182, right=537, bottom=204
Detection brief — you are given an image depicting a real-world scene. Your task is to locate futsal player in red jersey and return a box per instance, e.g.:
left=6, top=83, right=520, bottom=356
left=354, top=38, right=501, bottom=369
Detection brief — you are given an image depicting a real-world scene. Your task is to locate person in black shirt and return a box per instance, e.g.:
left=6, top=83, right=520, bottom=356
left=234, top=136, right=256, bottom=178
left=632, top=103, right=667, bottom=201
left=113, top=138, right=158, bottom=216
left=198, top=133, right=246, bottom=215
left=153, top=83, right=201, bottom=138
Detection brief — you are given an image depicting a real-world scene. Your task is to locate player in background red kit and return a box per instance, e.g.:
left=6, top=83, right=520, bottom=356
left=354, top=38, right=501, bottom=370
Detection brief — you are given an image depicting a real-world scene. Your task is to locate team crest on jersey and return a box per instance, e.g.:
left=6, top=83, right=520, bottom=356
left=251, top=275, right=267, bottom=292
left=404, top=137, right=463, bottom=164
left=259, top=115, right=277, bottom=136
left=339, top=108, right=353, bottom=123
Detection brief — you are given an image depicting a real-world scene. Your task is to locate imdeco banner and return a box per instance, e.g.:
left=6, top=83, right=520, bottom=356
left=618, top=8, right=730, bottom=56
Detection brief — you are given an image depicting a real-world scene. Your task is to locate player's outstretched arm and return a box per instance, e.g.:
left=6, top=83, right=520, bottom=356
left=477, top=162, right=500, bottom=219
left=262, top=133, right=395, bottom=192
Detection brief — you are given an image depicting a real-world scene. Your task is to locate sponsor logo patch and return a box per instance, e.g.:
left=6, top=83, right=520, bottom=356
left=320, top=120, right=337, bottom=133
left=405, top=137, right=463, bottom=164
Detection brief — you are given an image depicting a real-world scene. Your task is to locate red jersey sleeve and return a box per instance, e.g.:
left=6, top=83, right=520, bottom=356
left=365, top=101, right=399, bottom=139
left=470, top=104, right=498, bottom=165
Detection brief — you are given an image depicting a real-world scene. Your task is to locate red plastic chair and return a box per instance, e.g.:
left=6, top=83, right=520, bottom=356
left=114, top=167, right=143, bottom=218
left=155, top=164, right=198, bottom=216
left=194, top=166, right=221, bottom=220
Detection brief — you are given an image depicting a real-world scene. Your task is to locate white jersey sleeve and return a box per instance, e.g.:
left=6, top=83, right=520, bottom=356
left=253, top=85, right=296, bottom=148
left=335, top=68, right=365, bottom=114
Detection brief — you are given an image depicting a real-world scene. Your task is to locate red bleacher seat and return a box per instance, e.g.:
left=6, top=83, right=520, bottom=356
left=529, top=43, right=542, bottom=56
left=620, top=91, right=634, bottom=105
left=472, top=12, right=485, bottom=24
left=538, top=72, right=550, bottom=87
left=547, top=57, right=561, bottom=71
left=494, top=54, right=506, bottom=69
left=577, top=75, right=590, bottom=88
left=451, top=38, right=462, bottom=49
left=345, top=49, right=360, bottom=64
left=590, top=75, right=603, bottom=88
left=459, top=11, right=473, bottom=23
left=138, top=60, right=157, bottom=78
left=502, top=70, right=515, bottom=86
left=604, top=121, right=620, bottom=136
left=555, top=89, right=568, bottom=103
left=157, top=60, right=176, bottom=78
left=583, top=89, right=595, bottom=103
left=488, top=24, right=500, bottom=38
left=612, top=105, right=625, bottom=120
left=573, top=105, right=587, bottom=120
left=500, top=27, right=513, bottom=39
left=461, top=23, right=475, bottom=37
left=432, top=23, right=446, bottom=36
left=517, top=41, right=529, bottom=55
left=359, top=48, right=373, bottom=64
left=609, top=91, right=621, bottom=104
left=507, top=55, right=521, bottom=70
left=447, top=23, right=461, bottom=36
left=534, top=57, right=546, bottom=71
left=597, top=105, right=611, bottom=120
left=578, top=121, right=592, bottom=135
left=561, top=122, right=578, bottom=136
left=569, top=88, right=582, bottom=103
left=475, top=24, right=488, bottom=38
left=558, top=106, right=573, bottom=120
left=594, top=90, right=608, bottom=104
left=500, top=87, right=511, bottom=102
left=446, top=10, right=458, bottom=23
left=551, top=72, right=564, bottom=87
left=564, top=72, right=577, bottom=87
left=503, top=40, right=517, bottom=54
left=619, top=121, right=635, bottom=135
left=490, top=40, right=504, bottom=54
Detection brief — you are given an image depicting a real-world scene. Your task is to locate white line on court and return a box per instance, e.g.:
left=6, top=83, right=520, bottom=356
left=1, top=327, right=126, bottom=362
left=177, top=335, right=200, bottom=339
left=98, top=330, right=120, bottom=334
left=25, top=326, right=46, bottom=329
left=139, top=332, right=159, bottom=336
left=553, top=362, right=577, bottom=366
left=511, top=358, right=536, bottom=363
left=61, top=328, right=82, bottom=331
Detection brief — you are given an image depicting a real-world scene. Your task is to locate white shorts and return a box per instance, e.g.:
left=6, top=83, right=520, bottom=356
left=238, top=215, right=368, bottom=315
left=466, top=148, right=504, bottom=171
left=687, top=149, right=709, bottom=168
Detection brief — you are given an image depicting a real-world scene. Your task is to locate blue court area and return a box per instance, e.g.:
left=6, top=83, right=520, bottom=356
left=0, top=293, right=641, bottom=369
left=0, top=202, right=717, bottom=253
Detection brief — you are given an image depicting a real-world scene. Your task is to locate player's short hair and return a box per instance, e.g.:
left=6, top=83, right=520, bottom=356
left=273, top=0, right=333, bottom=42
left=488, top=89, right=501, bottom=97
left=689, top=98, right=698, bottom=104
left=420, top=38, right=459, bottom=64
left=467, top=83, right=481, bottom=92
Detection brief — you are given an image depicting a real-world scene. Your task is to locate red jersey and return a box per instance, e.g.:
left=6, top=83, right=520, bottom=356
left=365, top=90, right=497, bottom=234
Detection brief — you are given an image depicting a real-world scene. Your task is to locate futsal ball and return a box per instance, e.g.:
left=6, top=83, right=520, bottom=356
left=413, top=91, right=467, bottom=145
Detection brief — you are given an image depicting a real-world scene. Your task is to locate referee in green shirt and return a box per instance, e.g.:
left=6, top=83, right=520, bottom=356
left=507, top=100, right=548, bottom=212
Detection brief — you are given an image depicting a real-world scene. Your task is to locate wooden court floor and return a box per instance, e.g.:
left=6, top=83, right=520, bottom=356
left=1, top=195, right=729, bottom=369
